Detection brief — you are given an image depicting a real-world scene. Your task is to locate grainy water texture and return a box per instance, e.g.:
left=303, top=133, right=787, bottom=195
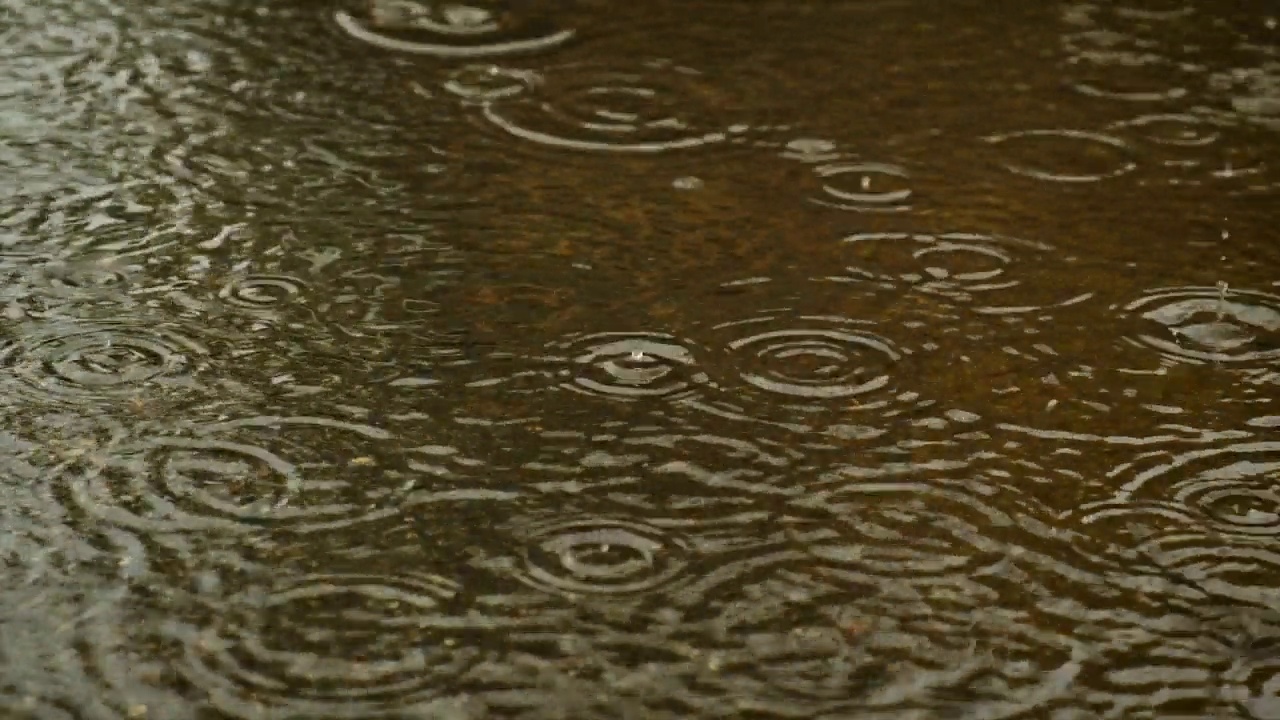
left=1, top=0, right=1278, bottom=717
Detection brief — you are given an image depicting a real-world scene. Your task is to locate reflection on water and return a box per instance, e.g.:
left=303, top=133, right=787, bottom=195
left=3, top=0, right=1280, bottom=717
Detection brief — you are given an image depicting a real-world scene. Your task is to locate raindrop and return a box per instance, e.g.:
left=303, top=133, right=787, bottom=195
left=696, top=624, right=882, bottom=715
left=808, top=161, right=913, bottom=213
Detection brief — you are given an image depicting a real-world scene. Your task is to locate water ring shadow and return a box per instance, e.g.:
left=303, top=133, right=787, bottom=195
left=1067, top=54, right=1191, bottom=104
left=1074, top=501, right=1280, bottom=611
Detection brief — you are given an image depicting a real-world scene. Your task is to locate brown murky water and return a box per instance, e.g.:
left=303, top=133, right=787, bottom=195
left=2, top=0, right=1278, bottom=717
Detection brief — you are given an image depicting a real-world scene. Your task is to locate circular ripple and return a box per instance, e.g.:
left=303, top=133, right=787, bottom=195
left=1078, top=438, right=1280, bottom=539
left=507, top=515, right=692, bottom=597
left=177, top=570, right=482, bottom=719
left=983, top=128, right=1138, bottom=182
left=726, top=320, right=900, bottom=400
left=334, top=1, right=575, bottom=59
left=1066, top=52, right=1190, bottom=103
left=29, top=256, right=133, bottom=293
left=0, top=254, right=135, bottom=317
left=63, top=415, right=407, bottom=536
left=0, top=582, right=193, bottom=720
left=682, top=569, right=894, bottom=716
left=699, top=622, right=885, bottom=716
left=837, top=232, right=1092, bottom=315
left=0, top=321, right=206, bottom=405
left=441, top=63, right=538, bottom=104
left=471, top=59, right=770, bottom=155
left=1125, top=528, right=1280, bottom=609
left=808, top=161, right=913, bottom=213
left=1119, top=285, right=1280, bottom=364
left=547, top=331, right=709, bottom=401
left=1109, top=113, right=1223, bottom=147
left=1218, top=612, right=1280, bottom=717
left=511, top=423, right=813, bottom=527
left=1, top=184, right=192, bottom=261
left=793, top=478, right=1015, bottom=587
left=698, top=311, right=935, bottom=430
left=1111, top=2, right=1195, bottom=21
left=217, top=273, right=309, bottom=314
left=784, top=477, right=1086, bottom=716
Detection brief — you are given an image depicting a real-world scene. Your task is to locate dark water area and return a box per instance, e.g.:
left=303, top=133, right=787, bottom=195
left=1, top=0, right=1279, bottom=717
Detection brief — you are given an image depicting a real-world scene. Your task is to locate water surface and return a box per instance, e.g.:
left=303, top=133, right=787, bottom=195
left=2, top=0, right=1279, bottom=718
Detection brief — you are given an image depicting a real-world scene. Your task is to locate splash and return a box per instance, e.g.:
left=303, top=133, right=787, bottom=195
left=1118, top=285, right=1280, bottom=365
left=334, top=1, right=576, bottom=59
left=547, top=331, right=708, bottom=401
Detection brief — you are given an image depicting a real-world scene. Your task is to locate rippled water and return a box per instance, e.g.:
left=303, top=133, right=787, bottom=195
left=2, top=0, right=1278, bottom=717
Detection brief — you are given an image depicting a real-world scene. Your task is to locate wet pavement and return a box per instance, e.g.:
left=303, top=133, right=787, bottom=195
left=1, top=0, right=1279, bottom=718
